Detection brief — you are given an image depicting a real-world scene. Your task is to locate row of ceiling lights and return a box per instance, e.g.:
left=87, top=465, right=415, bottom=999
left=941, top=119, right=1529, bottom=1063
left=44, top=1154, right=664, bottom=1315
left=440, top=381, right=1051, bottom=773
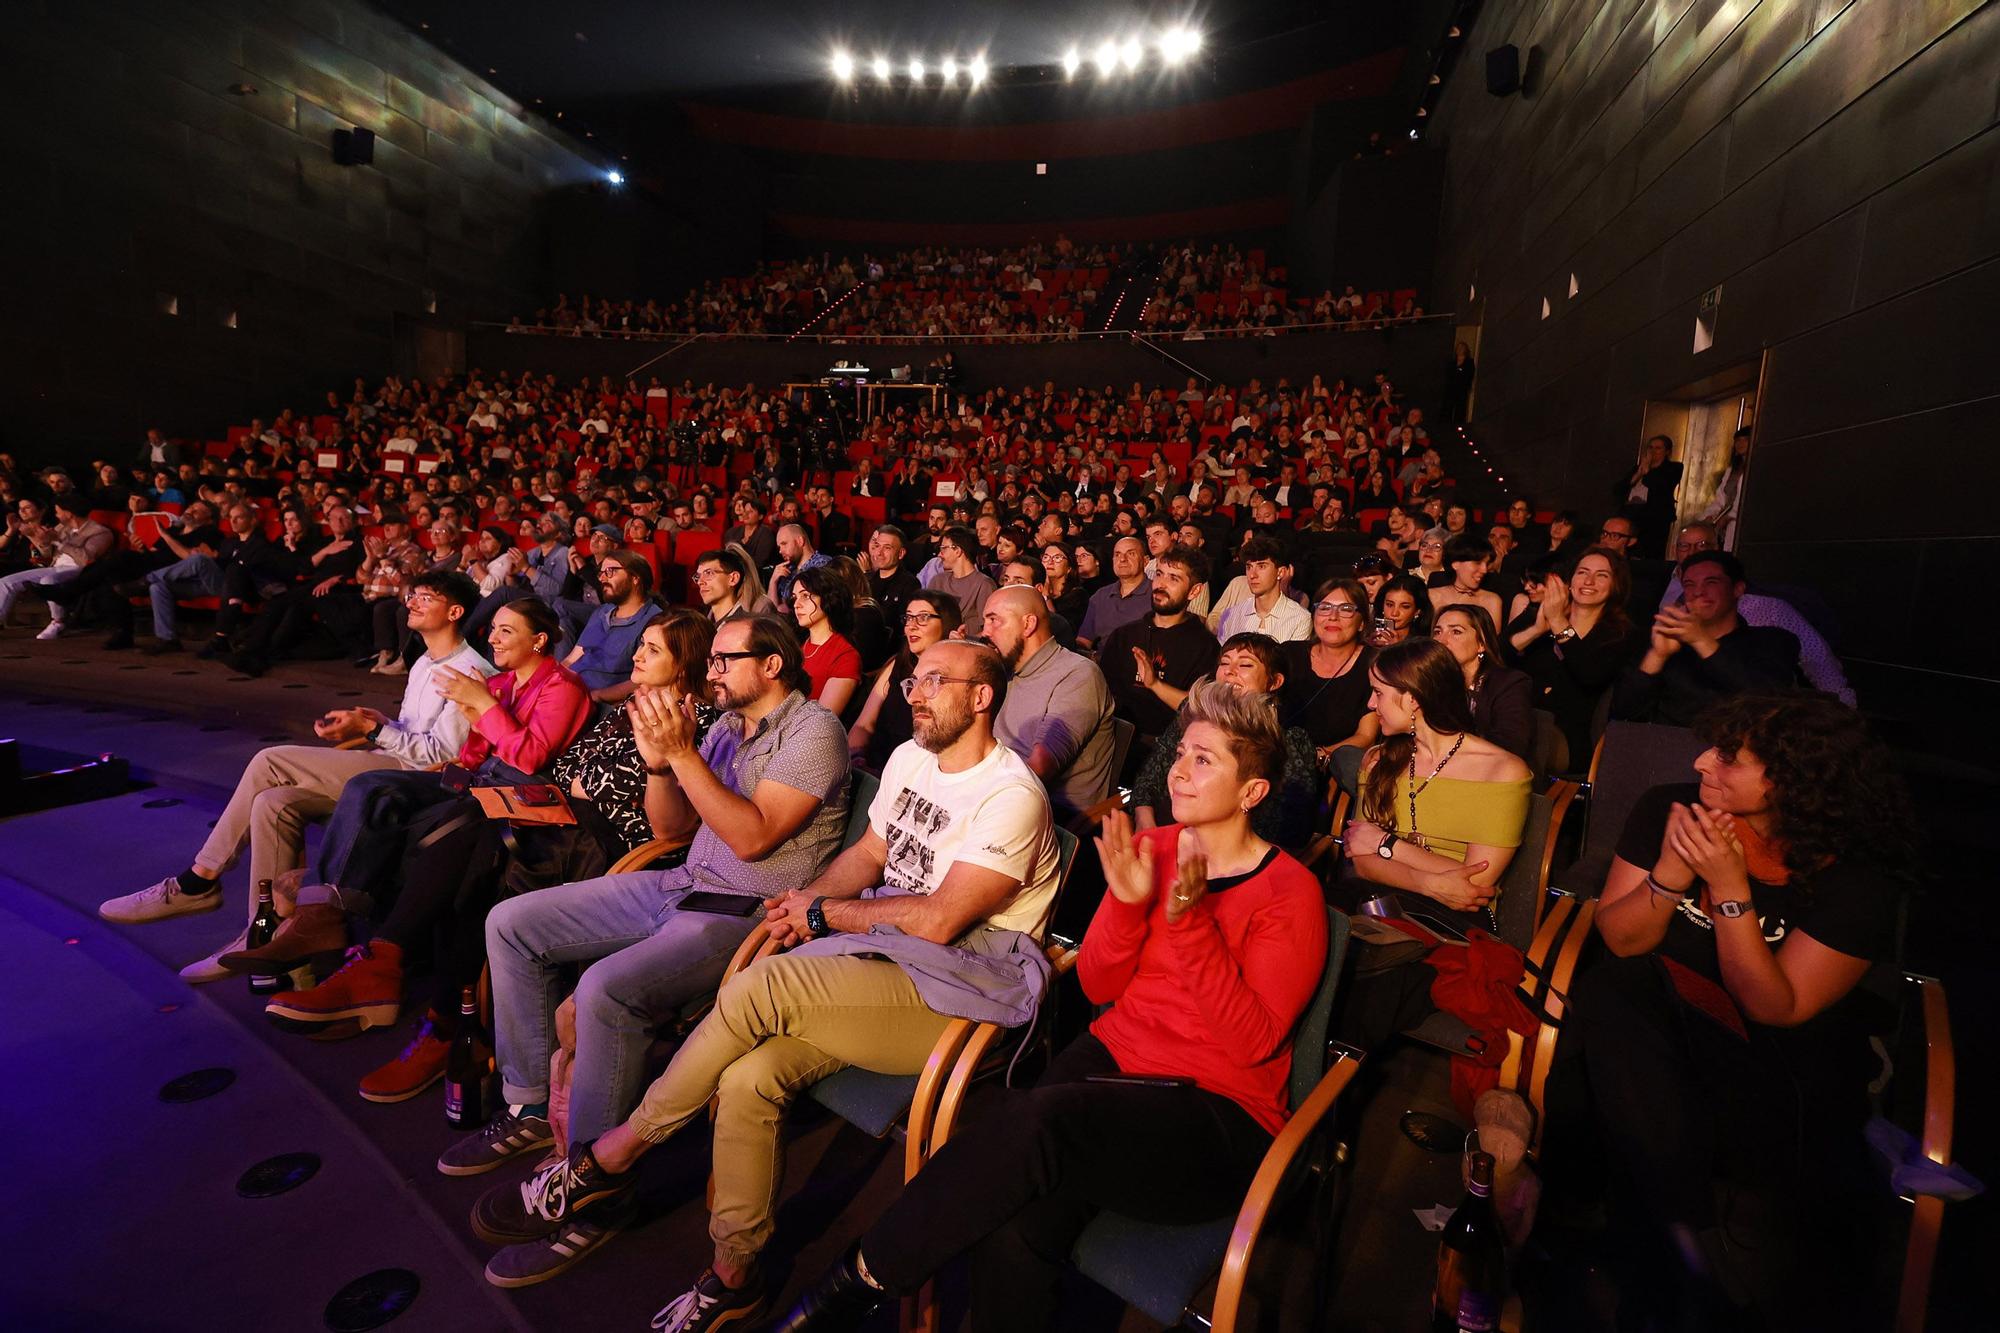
left=830, top=26, right=1202, bottom=86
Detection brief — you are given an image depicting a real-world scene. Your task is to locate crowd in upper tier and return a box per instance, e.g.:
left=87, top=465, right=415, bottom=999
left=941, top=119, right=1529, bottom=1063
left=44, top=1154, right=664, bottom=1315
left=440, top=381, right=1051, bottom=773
left=507, top=238, right=1424, bottom=342
left=3, top=328, right=1900, bottom=1333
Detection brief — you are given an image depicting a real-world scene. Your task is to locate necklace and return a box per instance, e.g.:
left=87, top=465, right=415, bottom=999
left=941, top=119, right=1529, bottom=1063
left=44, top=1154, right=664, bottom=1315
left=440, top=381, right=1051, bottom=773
left=1405, top=731, right=1468, bottom=849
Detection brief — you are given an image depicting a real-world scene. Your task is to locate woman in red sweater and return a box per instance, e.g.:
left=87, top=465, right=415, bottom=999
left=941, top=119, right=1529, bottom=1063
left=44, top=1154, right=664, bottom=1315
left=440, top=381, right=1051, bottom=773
left=773, top=679, right=1330, bottom=1333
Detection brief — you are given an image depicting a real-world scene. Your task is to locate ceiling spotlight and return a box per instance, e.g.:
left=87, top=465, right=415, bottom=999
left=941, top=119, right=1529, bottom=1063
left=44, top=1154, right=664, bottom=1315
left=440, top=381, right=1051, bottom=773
left=1159, top=27, right=1201, bottom=64
left=908, top=57, right=925, bottom=82
left=968, top=54, right=988, bottom=86
left=1062, top=47, right=1081, bottom=78
left=605, top=169, right=624, bottom=186
left=830, top=50, right=854, bottom=82
left=1093, top=39, right=1118, bottom=76
left=1119, top=37, right=1144, bottom=71
left=871, top=55, right=892, bottom=82
left=1409, top=127, right=1422, bottom=140
left=940, top=56, right=958, bottom=84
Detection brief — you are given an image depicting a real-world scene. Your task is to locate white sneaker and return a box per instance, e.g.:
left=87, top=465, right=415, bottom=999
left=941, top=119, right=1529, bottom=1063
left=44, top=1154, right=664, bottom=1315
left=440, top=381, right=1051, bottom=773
left=99, top=876, right=225, bottom=924
left=35, top=621, right=62, bottom=641
left=178, top=926, right=249, bottom=983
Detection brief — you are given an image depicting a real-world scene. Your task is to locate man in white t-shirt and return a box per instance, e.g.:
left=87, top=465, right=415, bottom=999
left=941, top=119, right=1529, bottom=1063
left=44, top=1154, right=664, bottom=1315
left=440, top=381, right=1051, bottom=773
left=479, top=640, right=1059, bottom=1322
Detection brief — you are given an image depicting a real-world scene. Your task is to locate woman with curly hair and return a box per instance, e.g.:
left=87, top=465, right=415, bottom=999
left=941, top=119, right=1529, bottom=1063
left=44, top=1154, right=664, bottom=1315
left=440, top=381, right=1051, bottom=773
left=1564, top=692, right=1915, bottom=1328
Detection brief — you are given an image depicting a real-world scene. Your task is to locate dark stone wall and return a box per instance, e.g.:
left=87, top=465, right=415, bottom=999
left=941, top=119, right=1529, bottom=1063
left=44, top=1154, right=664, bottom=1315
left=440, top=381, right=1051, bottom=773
left=0, top=0, right=606, bottom=464
left=1426, top=0, right=2000, bottom=736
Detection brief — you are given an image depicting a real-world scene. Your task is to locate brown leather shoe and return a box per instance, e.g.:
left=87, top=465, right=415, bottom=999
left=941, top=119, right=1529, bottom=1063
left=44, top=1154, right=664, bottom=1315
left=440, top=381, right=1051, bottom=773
left=217, top=900, right=351, bottom=973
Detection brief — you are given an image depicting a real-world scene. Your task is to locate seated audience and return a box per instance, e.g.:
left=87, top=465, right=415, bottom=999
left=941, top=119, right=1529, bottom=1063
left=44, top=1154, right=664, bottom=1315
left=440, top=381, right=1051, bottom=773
left=829, top=556, right=894, bottom=673
left=1213, top=535, right=1311, bottom=643
left=259, top=598, right=590, bottom=1027
left=1131, top=634, right=1319, bottom=849
left=849, top=593, right=961, bottom=771
left=1038, top=542, right=1089, bottom=626
left=981, top=584, right=1115, bottom=820
left=923, top=524, right=997, bottom=626
left=1563, top=694, right=1911, bottom=1328
left=1074, top=536, right=1150, bottom=650
left=222, top=503, right=366, bottom=676
left=1340, top=638, right=1531, bottom=938
left=1371, top=572, right=1432, bottom=647
left=1098, top=544, right=1221, bottom=738
left=473, top=640, right=1051, bottom=1321
left=1427, top=535, right=1506, bottom=628
left=1663, top=522, right=1855, bottom=706
left=1613, top=551, right=1803, bottom=725
left=442, top=614, right=849, bottom=1206
left=563, top=549, right=654, bottom=702
left=97, top=572, right=495, bottom=977
left=776, top=680, right=1327, bottom=1333
left=0, top=494, right=115, bottom=639
left=863, top=524, right=923, bottom=624
left=1432, top=604, right=1533, bottom=763
left=767, top=522, right=829, bottom=609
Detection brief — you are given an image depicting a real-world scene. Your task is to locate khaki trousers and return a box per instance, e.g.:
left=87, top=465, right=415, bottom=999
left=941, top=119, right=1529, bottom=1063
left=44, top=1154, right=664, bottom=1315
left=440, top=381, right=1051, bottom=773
left=625, top=952, right=952, bottom=1270
left=193, top=744, right=402, bottom=920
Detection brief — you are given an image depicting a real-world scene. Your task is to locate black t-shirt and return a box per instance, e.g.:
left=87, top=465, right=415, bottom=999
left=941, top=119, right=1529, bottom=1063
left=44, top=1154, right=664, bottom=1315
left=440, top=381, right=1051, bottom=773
left=1279, top=641, right=1375, bottom=747
left=1616, top=784, right=1897, bottom=985
left=1100, top=615, right=1221, bottom=737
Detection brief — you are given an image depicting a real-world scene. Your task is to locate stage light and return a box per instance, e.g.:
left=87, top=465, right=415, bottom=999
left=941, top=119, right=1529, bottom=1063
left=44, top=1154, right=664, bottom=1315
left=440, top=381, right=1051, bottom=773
left=871, top=54, right=892, bottom=82
left=1159, top=27, right=1201, bottom=64
left=1093, top=39, right=1118, bottom=76
left=968, top=54, right=988, bottom=86
left=940, top=56, right=958, bottom=84
left=1119, top=37, right=1144, bottom=71
left=908, top=56, right=925, bottom=82
left=830, top=50, right=854, bottom=82
left=605, top=169, right=624, bottom=186
left=1062, top=47, right=1081, bottom=78
left=1409, top=127, right=1422, bottom=140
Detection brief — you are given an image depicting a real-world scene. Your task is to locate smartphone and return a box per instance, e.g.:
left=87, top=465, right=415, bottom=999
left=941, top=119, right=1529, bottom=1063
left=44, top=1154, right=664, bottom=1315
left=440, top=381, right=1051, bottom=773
left=1085, top=1074, right=1196, bottom=1090
left=679, top=890, right=764, bottom=918
left=513, top=784, right=563, bottom=808
left=439, top=763, right=474, bottom=793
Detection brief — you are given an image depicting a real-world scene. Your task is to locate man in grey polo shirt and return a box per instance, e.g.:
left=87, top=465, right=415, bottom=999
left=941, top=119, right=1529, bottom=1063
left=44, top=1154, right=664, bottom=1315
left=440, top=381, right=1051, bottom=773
left=982, top=585, right=1115, bottom=821
left=1075, top=535, right=1151, bottom=651
left=449, top=615, right=850, bottom=1177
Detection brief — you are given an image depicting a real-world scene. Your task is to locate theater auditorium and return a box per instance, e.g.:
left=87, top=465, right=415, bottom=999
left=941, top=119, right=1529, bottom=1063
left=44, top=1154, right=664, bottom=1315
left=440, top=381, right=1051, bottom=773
left=0, top=2, right=1990, bottom=1330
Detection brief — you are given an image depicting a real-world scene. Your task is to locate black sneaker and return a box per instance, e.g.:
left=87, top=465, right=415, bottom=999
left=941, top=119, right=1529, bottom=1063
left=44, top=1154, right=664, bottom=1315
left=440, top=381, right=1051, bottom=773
left=469, top=1140, right=632, bottom=1246
left=647, top=1268, right=768, bottom=1332
left=438, top=1106, right=555, bottom=1177
left=483, top=1196, right=636, bottom=1288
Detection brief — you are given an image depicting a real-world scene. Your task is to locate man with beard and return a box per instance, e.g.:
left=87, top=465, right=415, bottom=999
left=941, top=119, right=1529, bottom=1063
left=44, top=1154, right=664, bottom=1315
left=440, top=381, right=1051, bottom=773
left=452, top=614, right=851, bottom=1258
left=474, top=637, right=1056, bottom=1328
left=865, top=524, right=923, bottom=624
left=1098, top=544, right=1221, bottom=738
left=982, top=585, right=1114, bottom=819
left=562, top=548, right=655, bottom=703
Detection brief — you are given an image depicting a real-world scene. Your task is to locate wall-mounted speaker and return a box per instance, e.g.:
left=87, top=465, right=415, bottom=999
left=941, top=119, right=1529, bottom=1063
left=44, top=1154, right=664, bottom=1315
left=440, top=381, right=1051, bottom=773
left=332, top=127, right=375, bottom=166
left=1485, top=46, right=1521, bottom=97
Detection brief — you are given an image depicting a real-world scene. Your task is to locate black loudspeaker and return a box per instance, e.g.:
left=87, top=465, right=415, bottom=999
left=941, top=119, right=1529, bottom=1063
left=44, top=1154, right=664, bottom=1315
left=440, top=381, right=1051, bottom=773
left=1485, top=45, right=1521, bottom=97
left=332, top=127, right=375, bottom=166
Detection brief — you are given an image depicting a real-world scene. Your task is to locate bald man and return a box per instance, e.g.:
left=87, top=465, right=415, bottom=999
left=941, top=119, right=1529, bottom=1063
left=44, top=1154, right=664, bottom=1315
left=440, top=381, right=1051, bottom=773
left=767, top=522, right=829, bottom=609
left=981, top=585, right=1115, bottom=819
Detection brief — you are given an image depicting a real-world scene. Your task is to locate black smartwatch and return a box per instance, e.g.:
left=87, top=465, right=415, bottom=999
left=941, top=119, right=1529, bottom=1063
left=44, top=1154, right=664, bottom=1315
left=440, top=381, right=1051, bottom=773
left=805, top=896, right=831, bottom=938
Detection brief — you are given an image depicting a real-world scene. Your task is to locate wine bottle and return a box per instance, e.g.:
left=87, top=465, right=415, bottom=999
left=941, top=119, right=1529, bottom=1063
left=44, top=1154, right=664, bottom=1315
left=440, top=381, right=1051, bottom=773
left=245, top=880, right=283, bottom=995
left=443, top=986, right=494, bottom=1129
left=1433, top=1150, right=1504, bottom=1332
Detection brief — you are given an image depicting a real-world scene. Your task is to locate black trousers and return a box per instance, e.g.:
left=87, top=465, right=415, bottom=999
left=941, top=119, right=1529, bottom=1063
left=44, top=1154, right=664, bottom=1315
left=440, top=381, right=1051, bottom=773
left=374, top=795, right=506, bottom=1022
left=862, top=1034, right=1271, bottom=1332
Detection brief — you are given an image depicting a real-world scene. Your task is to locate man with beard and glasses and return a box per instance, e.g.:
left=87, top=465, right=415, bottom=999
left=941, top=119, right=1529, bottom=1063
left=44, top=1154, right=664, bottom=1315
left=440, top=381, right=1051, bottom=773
left=1097, top=544, right=1221, bottom=738
left=982, top=584, right=1114, bottom=820
left=475, top=638, right=1057, bottom=1331
left=562, top=548, right=654, bottom=703
left=446, top=615, right=851, bottom=1264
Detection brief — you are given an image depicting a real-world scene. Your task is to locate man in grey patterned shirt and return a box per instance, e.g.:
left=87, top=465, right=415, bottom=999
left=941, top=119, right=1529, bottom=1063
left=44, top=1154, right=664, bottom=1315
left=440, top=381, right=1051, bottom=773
left=452, top=615, right=850, bottom=1180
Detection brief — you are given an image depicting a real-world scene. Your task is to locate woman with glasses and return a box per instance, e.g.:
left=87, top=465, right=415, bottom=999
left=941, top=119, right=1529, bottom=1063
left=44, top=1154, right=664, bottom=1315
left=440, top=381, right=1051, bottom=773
left=1039, top=543, right=1088, bottom=625
left=1432, top=603, right=1534, bottom=762
left=789, top=564, right=863, bottom=717
left=847, top=594, right=962, bottom=770
left=1282, top=577, right=1382, bottom=764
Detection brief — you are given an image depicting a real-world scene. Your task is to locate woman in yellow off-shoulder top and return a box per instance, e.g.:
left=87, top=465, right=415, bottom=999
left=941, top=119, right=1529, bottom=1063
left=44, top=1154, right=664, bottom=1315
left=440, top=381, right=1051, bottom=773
left=1342, top=637, right=1532, bottom=937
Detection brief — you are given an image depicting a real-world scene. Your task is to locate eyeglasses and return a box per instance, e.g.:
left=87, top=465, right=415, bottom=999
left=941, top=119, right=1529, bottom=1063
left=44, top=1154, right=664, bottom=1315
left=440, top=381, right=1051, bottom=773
left=403, top=590, right=442, bottom=607
left=900, top=671, right=977, bottom=701
left=693, top=568, right=726, bottom=583
left=1314, top=601, right=1362, bottom=617
left=902, top=611, right=941, bottom=626
left=1599, top=528, right=1633, bottom=541
left=706, top=650, right=764, bottom=674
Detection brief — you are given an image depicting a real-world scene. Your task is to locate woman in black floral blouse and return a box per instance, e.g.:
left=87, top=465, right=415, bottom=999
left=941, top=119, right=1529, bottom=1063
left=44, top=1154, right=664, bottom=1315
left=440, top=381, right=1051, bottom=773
left=354, top=608, right=719, bottom=1104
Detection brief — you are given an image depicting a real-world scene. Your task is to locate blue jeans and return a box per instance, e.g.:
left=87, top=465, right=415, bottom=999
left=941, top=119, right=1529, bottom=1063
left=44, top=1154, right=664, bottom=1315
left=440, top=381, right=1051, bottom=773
left=146, top=553, right=225, bottom=641
left=486, top=871, right=758, bottom=1141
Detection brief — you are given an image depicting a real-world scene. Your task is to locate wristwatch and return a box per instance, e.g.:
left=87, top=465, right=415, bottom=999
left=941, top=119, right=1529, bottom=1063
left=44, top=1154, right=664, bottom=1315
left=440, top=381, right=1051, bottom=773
left=1711, top=899, right=1755, bottom=919
left=805, top=896, right=831, bottom=938
left=1376, top=832, right=1399, bottom=861
left=1554, top=627, right=1578, bottom=643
